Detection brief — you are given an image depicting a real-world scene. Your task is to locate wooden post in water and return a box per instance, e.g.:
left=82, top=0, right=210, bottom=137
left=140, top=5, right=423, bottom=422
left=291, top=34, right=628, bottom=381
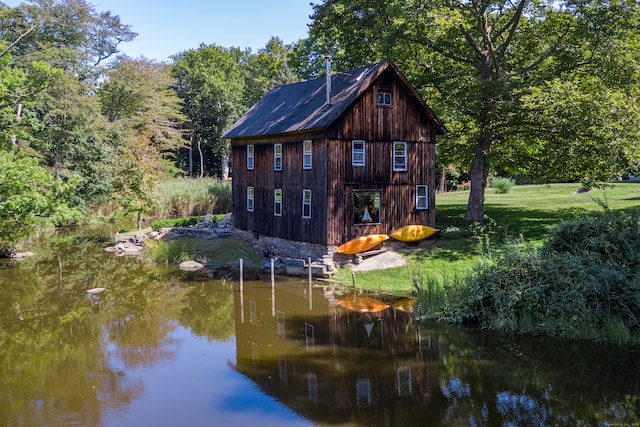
left=239, top=258, right=244, bottom=323
left=271, top=258, right=275, bottom=317
left=308, top=257, right=313, bottom=311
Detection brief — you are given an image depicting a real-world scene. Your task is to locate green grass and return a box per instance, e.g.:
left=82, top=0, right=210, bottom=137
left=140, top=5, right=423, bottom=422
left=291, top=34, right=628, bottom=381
left=336, top=182, right=640, bottom=295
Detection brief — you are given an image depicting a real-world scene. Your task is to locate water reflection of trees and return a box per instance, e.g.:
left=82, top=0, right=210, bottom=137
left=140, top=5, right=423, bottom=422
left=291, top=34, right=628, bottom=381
left=179, top=280, right=235, bottom=341
left=231, top=281, right=640, bottom=426
left=0, top=228, right=188, bottom=426
left=436, top=325, right=640, bottom=426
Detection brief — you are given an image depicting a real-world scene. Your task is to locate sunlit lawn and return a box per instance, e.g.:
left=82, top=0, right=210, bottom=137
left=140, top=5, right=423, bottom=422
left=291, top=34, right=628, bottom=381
left=335, top=182, right=640, bottom=295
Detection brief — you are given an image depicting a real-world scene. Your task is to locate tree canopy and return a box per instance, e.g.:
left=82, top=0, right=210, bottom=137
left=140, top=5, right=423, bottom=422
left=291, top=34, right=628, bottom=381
left=304, top=0, right=640, bottom=220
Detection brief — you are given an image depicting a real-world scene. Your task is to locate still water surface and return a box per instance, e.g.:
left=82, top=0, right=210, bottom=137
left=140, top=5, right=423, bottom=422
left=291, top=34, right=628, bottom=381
left=1, top=226, right=640, bottom=426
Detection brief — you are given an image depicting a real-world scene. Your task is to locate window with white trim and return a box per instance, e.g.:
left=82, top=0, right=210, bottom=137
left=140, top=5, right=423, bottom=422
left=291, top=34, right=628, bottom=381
left=352, top=140, right=365, bottom=166
left=247, top=186, right=254, bottom=212
left=247, top=144, right=254, bottom=170
left=416, top=185, right=428, bottom=210
left=377, top=92, right=392, bottom=106
left=303, top=140, right=312, bottom=170
left=393, top=141, right=407, bottom=171
left=274, top=188, right=282, bottom=216
left=302, top=189, right=312, bottom=218
left=274, top=143, right=282, bottom=171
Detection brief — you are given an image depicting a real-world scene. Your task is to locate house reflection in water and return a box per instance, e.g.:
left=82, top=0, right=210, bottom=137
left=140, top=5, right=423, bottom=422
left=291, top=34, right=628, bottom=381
left=232, top=280, right=442, bottom=426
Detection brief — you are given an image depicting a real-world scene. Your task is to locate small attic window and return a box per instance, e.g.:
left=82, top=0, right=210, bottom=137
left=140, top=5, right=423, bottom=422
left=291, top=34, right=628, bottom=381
left=377, top=78, right=392, bottom=106
left=378, top=92, right=392, bottom=106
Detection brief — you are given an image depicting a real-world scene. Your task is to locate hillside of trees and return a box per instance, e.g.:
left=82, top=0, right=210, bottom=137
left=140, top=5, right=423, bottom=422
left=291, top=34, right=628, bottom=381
left=2, top=0, right=639, bottom=252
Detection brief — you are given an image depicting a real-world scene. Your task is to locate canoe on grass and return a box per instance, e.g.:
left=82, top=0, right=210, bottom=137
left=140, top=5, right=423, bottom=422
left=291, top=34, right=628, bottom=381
left=335, top=234, right=389, bottom=255
left=390, top=225, right=438, bottom=242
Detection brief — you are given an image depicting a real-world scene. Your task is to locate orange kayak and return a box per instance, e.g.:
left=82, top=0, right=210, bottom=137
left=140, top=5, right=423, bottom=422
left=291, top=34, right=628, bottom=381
left=390, top=225, right=438, bottom=242
left=335, top=234, right=389, bottom=255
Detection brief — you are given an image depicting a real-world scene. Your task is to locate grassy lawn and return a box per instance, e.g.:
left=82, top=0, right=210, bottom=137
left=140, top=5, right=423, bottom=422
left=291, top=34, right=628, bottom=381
left=334, top=182, right=640, bottom=295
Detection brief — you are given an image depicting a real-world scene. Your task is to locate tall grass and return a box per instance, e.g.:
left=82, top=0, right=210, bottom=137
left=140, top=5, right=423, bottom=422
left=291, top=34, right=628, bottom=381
left=144, top=239, right=197, bottom=264
left=150, top=178, right=231, bottom=219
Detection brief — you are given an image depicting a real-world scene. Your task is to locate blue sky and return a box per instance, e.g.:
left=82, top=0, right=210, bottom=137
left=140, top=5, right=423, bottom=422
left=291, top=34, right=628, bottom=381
left=4, top=0, right=314, bottom=62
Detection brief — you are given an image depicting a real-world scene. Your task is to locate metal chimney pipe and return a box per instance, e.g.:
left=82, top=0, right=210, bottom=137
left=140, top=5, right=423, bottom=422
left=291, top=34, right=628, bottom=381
left=325, top=55, right=332, bottom=107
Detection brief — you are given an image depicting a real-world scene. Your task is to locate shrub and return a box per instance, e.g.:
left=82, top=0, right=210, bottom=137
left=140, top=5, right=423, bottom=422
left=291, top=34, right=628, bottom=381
left=432, top=210, right=640, bottom=343
left=491, top=177, right=515, bottom=194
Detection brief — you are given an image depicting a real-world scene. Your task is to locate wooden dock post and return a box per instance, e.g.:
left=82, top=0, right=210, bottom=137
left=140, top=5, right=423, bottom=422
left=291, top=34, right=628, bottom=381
left=239, top=258, right=244, bottom=323
left=308, top=257, right=313, bottom=311
left=271, top=258, right=275, bottom=317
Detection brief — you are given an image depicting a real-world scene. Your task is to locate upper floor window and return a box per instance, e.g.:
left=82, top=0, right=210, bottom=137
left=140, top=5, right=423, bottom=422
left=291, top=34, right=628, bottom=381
left=393, top=141, right=407, bottom=171
left=302, top=189, right=312, bottom=218
left=274, top=189, right=282, bottom=216
left=303, top=140, right=312, bottom=170
left=416, top=185, right=428, bottom=210
left=274, top=143, right=282, bottom=171
left=247, top=145, right=254, bottom=170
left=377, top=92, right=392, bottom=106
left=247, top=186, right=254, bottom=212
left=352, top=140, right=365, bottom=166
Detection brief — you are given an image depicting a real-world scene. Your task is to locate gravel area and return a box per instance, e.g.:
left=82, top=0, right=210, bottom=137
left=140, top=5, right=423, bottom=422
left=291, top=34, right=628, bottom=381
left=351, top=250, right=407, bottom=271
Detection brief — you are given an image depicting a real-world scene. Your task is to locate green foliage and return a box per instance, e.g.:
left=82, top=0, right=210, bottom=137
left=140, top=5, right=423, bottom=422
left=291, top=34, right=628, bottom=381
left=0, top=151, right=82, bottom=251
left=149, top=214, right=224, bottom=230
left=437, top=211, right=640, bottom=343
left=491, top=177, right=515, bottom=194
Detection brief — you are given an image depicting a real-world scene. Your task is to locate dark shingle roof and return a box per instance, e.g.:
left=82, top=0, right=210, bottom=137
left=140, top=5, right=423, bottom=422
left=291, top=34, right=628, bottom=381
left=223, top=61, right=446, bottom=139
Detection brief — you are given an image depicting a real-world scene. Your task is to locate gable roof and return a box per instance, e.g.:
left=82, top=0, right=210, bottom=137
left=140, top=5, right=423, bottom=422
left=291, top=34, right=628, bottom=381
left=223, top=61, right=447, bottom=140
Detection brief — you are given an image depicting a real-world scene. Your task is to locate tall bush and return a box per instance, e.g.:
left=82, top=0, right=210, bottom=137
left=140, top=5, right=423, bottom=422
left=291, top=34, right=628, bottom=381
left=436, top=210, right=640, bottom=343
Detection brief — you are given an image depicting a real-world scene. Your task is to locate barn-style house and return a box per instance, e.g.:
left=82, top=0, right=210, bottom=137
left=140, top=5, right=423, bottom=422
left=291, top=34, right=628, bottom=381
left=223, top=61, right=446, bottom=248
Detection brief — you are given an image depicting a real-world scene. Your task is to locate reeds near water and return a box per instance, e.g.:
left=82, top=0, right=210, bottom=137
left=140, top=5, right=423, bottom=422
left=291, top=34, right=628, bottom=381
left=150, top=178, right=232, bottom=219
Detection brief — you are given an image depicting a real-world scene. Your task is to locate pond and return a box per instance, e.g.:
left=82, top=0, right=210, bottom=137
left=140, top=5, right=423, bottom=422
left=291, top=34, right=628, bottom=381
left=1, top=226, right=640, bottom=426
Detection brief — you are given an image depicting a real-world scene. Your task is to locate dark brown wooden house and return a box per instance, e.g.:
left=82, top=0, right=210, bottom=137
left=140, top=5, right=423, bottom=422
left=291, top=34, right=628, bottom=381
left=223, top=61, right=446, bottom=247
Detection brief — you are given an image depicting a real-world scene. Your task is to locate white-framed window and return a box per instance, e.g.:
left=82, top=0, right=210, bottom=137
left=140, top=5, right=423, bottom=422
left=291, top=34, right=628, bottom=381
left=274, top=143, right=282, bottom=171
left=393, top=141, right=407, bottom=171
left=247, top=186, right=254, bottom=212
left=416, top=185, right=428, bottom=210
left=247, top=144, right=254, bottom=170
left=274, top=188, right=282, bottom=216
left=377, top=92, right=392, bottom=106
left=303, top=140, right=312, bottom=170
left=302, top=189, right=312, bottom=218
left=352, top=140, right=365, bottom=166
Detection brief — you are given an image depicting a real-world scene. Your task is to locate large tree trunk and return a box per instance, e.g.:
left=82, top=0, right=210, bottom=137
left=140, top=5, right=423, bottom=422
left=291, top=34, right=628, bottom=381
left=10, top=103, right=22, bottom=145
left=465, top=137, right=491, bottom=221
left=197, top=138, right=204, bottom=179
left=188, top=134, right=194, bottom=178
left=221, top=152, right=229, bottom=181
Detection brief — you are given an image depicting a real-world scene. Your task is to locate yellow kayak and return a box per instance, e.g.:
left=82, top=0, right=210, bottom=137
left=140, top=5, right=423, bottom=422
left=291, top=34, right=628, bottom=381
left=336, top=234, right=389, bottom=255
left=390, top=225, right=438, bottom=242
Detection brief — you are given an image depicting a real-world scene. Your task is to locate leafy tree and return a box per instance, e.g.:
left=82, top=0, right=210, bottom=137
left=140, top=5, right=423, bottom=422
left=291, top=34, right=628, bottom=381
left=244, top=36, right=299, bottom=106
left=305, top=0, right=640, bottom=220
left=0, top=150, right=81, bottom=253
left=172, top=45, right=248, bottom=180
left=99, top=58, right=187, bottom=228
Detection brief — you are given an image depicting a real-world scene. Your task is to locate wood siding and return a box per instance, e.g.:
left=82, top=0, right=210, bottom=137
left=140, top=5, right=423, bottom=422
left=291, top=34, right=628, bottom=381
left=231, top=68, right=438, bottom=247
left=324, top=72, right=437, bottom=244
left=232, top=139, right=329, bottom=244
